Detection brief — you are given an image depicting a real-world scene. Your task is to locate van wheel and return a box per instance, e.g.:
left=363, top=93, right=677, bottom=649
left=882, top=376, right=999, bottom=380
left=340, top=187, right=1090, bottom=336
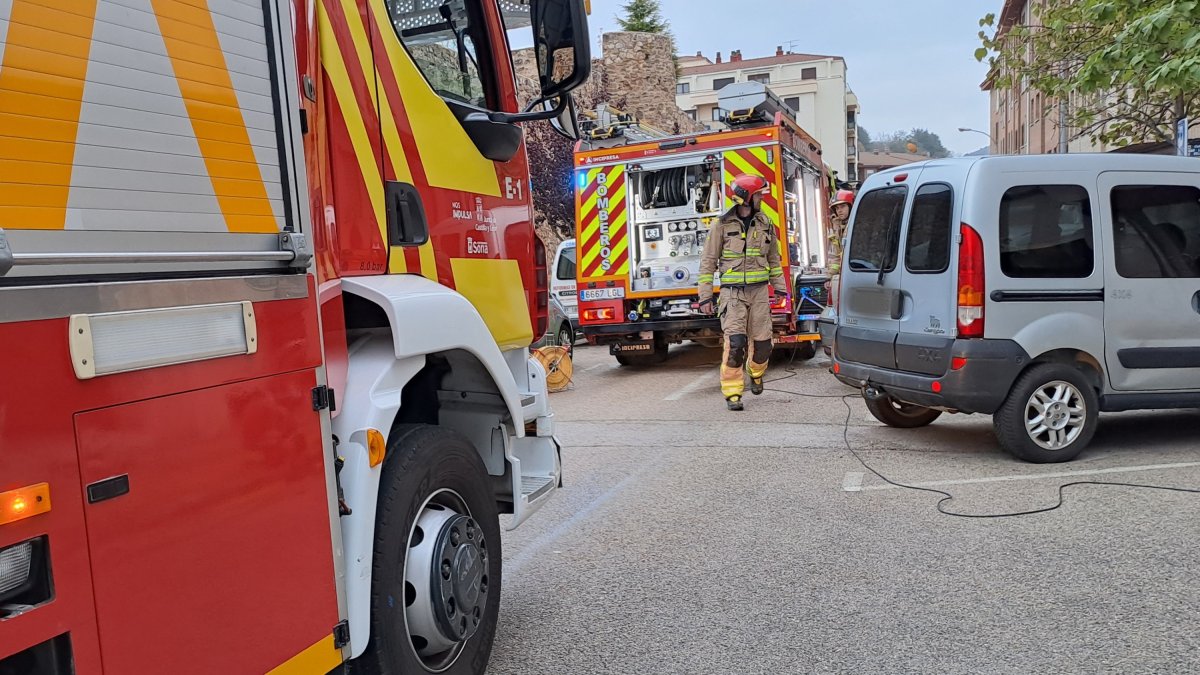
left=357, top=425, right=500, bottom=675
left=864, top=395, right=942, bottom=428
left=994, top=364, right=1097, bottom=463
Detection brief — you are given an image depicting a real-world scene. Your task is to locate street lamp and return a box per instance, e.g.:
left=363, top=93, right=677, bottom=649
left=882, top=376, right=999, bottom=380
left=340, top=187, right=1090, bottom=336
left=958, top=127, right=991, bottom=140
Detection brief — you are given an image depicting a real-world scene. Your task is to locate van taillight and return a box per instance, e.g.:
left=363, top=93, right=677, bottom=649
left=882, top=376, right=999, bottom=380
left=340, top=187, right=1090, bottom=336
left=957, top=223, right=985, bottom=338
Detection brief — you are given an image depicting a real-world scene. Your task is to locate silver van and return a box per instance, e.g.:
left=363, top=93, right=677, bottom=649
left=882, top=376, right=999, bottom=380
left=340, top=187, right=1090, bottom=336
left=831, top=154, right=1200, bottom=463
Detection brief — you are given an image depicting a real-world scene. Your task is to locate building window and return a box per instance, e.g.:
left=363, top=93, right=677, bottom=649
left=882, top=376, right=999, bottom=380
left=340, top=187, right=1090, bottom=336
left=847, top=109, right=856, bottom=129
left=748, top=73, right=770, bottom=84
left=848, top=144, right=856, bottom=157
left=711, top=107, right=724, bottom=122
left=677, top=82, right=690, bottom=94
left=784, top=97, right=800, bottom=112
left=685, top=109, right=697, bottom=121
left=713, top=77, right=735, bottom=91
left=801, top=67, right=817, bottom=80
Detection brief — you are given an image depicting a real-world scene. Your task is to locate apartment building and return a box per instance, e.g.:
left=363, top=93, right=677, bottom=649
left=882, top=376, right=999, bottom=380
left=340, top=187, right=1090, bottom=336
left=676, top=47, right=861, bottom=181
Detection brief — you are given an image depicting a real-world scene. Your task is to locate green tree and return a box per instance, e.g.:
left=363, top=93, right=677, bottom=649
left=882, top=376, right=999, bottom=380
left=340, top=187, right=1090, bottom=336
left=857, top=125, right=873, bottom=149
left=908, top=128, right=950, bottom=158
left=616, top=0, right=670, bottom=33
left=977, top=0, right=1200, bottom=147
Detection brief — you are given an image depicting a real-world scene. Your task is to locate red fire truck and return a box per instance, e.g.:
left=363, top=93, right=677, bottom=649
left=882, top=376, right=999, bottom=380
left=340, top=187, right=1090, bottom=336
left=0, top=0, right=589, bottom=673
left=574, top=83, right=835, bottom=365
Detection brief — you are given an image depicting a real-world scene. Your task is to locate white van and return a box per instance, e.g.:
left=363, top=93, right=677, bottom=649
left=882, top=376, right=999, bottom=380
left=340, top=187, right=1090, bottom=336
left=551, top=239, right=578, bottom=325
left=831, top=154, right=1200, bottom=463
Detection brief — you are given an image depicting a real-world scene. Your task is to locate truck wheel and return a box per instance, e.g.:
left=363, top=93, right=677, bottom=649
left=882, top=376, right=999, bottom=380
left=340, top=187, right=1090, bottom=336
left=865, top=395, right=942, bottom=428
left=993, top=364, right=1097, bottom=463
left=357, top=425, right=500, bottom=675
left=796, top=342, right=817, bottom=361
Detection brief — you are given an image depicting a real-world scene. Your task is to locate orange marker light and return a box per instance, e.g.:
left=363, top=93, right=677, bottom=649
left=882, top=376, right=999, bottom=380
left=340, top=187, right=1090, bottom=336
left=367, top=429, right=386, bottom=468
left=1, top=483, right=51, bottom=526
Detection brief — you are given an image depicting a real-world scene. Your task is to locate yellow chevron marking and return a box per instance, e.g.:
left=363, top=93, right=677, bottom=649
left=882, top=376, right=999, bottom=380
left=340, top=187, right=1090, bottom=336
left=152, top=0, right=277, bottom=233
left=318, top=0, right=384, bottom=244
left=0, top=0, right=99, bottom=229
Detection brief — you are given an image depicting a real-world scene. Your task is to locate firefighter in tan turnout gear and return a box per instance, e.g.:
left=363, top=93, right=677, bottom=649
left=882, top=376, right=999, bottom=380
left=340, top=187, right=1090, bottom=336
left=698, top=174, right=788, bottom=411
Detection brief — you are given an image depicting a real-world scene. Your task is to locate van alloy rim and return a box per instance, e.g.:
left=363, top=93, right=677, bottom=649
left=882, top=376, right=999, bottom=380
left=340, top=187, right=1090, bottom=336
left=1024, top=381, right=1086, bottom=451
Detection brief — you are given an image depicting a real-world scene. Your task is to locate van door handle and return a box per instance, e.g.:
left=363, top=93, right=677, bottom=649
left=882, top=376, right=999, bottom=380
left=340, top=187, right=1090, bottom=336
left=1192, top=290, right=1200, bottom=314
left=889, top=290, right=905, bottom=320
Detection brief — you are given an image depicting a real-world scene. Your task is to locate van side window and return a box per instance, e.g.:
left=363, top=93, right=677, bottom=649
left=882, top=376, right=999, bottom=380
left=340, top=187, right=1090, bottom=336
left=999, top=185, right=1093, bottom=278
left=847, top=186, right=907, bottom=272
left=905, top=183, right=953, bottom=273
left=557, top=246, right=577, bottom=280
left=1111, top=185, right=1200, bottom=279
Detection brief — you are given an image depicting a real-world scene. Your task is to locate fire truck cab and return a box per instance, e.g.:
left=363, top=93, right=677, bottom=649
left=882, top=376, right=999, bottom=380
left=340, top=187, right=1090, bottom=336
left=0, top=0, right=590, bottom=673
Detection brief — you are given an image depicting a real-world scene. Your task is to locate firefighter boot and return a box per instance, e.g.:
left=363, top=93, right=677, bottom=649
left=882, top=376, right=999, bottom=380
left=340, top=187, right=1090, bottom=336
left=726, top=395, right=744, bottom=411
left=749, top=338, right=772, bottom=395
left=721, top=334, right=749, bottom=403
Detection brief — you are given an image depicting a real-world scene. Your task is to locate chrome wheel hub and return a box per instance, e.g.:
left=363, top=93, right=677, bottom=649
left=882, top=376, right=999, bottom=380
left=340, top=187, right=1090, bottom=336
left=403, top=491, right=488, bottom=672
left=1024, top=381, right=1086, bottom=451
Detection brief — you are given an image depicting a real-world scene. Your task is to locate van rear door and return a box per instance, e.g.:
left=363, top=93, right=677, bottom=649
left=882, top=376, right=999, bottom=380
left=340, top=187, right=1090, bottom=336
left=894, top=167, right=964, bottom=376
left=836, top=179, right=914, bottom=369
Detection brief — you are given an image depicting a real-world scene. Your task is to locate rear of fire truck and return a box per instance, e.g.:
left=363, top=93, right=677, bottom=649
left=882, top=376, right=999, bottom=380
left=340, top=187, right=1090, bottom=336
left=574, top=83, right=833, bottom=365
left=0, top=0, right=591, bottom=673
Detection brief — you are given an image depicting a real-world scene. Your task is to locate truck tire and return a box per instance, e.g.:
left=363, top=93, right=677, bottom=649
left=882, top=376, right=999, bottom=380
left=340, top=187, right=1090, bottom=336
left=356, top=425, right=501, bottom=675
left=993, top=363, right=1098, bottom=463
left=795, top=342, right=817, bottom=361
left=865, top=395, right=942, bottom=429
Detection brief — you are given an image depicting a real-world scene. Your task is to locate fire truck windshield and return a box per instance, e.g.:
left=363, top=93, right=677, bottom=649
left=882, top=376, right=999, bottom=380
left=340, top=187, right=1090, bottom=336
left=385, top=0, right=489, bottom=108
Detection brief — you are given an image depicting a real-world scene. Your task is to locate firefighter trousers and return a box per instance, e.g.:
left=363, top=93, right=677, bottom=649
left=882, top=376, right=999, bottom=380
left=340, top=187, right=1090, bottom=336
left=717, top=283, right=773, bottom=399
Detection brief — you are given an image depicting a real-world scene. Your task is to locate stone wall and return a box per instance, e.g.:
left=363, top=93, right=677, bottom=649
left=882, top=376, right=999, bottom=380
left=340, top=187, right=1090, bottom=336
left=596, top=32, right=704, bottom=136
left=514, top=32, right=704, bottom=250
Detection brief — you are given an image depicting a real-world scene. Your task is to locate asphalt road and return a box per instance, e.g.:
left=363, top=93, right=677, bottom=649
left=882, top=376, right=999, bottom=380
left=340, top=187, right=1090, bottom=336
left=490, top=343, right=1200, bottom=674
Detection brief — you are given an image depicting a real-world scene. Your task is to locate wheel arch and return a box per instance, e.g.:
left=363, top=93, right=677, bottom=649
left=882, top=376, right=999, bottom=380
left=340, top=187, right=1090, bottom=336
left=332, top=275, right=551, bottom=659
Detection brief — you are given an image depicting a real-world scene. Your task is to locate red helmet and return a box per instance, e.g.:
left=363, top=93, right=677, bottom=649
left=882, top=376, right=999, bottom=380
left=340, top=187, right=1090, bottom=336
left=831, top=189, right=855, bottom=208
left=730, top=174, right=769, bottom=205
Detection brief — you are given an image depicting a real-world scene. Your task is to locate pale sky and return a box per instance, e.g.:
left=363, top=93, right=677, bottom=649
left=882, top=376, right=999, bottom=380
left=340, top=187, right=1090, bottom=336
left=581, top=0, right=996, bottom=156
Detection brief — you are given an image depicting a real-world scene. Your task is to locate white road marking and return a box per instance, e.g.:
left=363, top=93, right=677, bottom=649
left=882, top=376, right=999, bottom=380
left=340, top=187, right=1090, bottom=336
left=664, top=371, right=715, bottom=401
left=582, top=363, right=607, bottom=372
left=842, top=472, right=864, bottom=492
left=858, top=461, right=1200, bottom=492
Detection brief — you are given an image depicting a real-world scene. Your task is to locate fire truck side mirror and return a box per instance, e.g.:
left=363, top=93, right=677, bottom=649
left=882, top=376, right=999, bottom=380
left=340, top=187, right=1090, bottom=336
left=547, top=93, right=580, bottom=141
left=530, top=0, right=591, bottom=100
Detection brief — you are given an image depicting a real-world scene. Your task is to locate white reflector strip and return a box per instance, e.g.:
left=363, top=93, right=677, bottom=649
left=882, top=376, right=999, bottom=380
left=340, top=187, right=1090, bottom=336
left=69, top=302, right=256, bottom=380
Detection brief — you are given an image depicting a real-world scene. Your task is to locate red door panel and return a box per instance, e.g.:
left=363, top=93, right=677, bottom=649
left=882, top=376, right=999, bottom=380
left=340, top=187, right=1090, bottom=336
left=75, top=369, right=338, bottom=674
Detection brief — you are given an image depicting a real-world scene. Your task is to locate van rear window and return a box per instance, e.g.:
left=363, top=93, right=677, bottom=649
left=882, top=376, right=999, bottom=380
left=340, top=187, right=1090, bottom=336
left=847, top=186, right=907, bottom=273
left=905, top=183, right=953, bottom=273
left=999, top=185, right=1093, bottom=278
left=556, top=246, right=576, bottom=280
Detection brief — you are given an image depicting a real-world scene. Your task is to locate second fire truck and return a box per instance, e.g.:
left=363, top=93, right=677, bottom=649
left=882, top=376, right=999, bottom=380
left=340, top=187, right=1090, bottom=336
left=573, top=83, right=836, bottom=365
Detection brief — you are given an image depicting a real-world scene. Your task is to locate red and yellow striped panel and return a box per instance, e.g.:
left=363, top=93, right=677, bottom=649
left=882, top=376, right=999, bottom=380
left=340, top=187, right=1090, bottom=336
left=576, top=164, right=629, bottom=279
left=724, top=145, right=787, bottom=261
